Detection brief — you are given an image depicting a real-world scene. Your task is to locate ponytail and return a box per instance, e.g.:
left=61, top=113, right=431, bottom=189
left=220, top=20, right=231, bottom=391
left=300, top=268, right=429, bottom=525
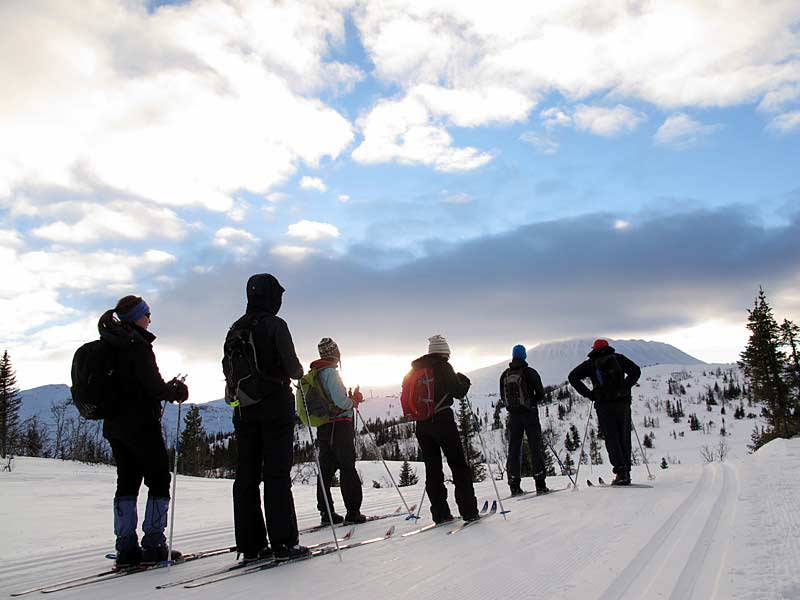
left=97, top=295, right=143, bottom=333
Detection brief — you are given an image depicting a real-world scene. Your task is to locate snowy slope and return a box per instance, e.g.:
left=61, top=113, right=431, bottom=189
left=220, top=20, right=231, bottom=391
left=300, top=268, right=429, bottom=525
left=2, top=439, right=799, bottom=599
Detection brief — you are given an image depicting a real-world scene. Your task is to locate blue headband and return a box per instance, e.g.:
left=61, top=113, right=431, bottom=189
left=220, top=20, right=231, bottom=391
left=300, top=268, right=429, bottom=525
left=118, top=300, right=150, bottom=323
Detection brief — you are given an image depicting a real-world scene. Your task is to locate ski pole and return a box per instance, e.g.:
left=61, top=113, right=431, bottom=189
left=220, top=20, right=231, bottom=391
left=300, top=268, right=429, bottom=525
left=166, top=373, right=186, bottom=569
left=465, top=396, right=508, bottom=519
left=543, top=437, right=576, bottom=487
left=572, top=400, right=593, bottom=489
left=355, top=406, right=417, bottom=519
left=631, top=416, right=655, bottom=480
left=415, top=487, right=426, bottom=520
left=297, top=383, right=343, bottom=561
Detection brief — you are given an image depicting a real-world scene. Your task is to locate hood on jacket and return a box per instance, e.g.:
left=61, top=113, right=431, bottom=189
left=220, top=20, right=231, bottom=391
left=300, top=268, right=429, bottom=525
left=508, top=358, right=528, bottom=369
left=310, top=358, right=338, bottom=370
left=100, top=321, right=155, bottom=348
left=246, top=273, right=284, bottom=315
left=587, top=344, right=615, bottom=359
left=411, top=353, right=449, bottom=370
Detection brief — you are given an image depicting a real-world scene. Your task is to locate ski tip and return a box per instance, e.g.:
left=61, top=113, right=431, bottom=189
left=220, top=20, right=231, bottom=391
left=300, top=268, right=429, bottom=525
left=409, top=504, right=417, bottom=512
left=598, top=477, right=606, bottom=485
left=586, top=479, right=593, bottom=487
left=500, top=510, right=511, bottom=515
left=490, top=500, right=497, bottom=509
left=384, top=525, right=396, bottom=537
left=394, top=506, right=401, bottom=513
left=105, top=553, right=117, bottom=560
left=343, top=527, right=355, bottom=540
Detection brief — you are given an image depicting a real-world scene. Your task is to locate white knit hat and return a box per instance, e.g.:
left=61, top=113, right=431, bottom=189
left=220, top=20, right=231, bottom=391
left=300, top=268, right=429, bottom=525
left=428, top=334, right=451, bottom=356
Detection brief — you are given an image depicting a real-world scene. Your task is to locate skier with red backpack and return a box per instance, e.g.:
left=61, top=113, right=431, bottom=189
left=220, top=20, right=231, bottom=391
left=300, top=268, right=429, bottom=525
left=568, top=339, right=641, bottom=485
left=499, top=344, right=548, bottom=496
left=402, top=335, right=480, bottom=524
left=298, top=337, right=366, bottom=526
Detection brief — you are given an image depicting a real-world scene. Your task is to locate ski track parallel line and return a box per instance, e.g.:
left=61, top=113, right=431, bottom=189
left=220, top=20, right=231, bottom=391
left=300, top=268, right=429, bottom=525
left=597, top=466, right=711, bottom=600
left=668, top=463, right=734, bottom=600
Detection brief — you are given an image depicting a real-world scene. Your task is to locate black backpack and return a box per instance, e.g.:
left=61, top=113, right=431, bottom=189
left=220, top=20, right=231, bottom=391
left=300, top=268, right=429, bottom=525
left=222, top=317, right=275, bottom=408
left=70, top=340, right=116, bottom=420
left=593, top=354, right=626, bottom=400
left=503, top=368, right=532, bottom=410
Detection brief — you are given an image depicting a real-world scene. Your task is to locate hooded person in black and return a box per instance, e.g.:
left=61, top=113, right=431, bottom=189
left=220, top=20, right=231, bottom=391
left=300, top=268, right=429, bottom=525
left=227, top=274, right=307, bottom=562
left=98, top=295, right=188, bottom=567
left=408, top=335, right=479, bottom=524
left=499, top=344, right=548, bottom=496
left=568, top=339, right=641, bottom=485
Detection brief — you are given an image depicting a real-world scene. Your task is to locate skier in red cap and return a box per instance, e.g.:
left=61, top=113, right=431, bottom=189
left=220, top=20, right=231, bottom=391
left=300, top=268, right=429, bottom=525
left=568, top=339, right=641, bottom=485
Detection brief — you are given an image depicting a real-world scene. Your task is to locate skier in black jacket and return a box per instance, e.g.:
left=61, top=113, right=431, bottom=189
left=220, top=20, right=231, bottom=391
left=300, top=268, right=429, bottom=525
left=227, top=274, right=308, bottom=562
left=408, top=335, right=479, bottom=524
left=99, top=295, right=188, bottom=568
left=568, top=339, right=641, bottom=485
left=499, top=345, right=548, bottom=496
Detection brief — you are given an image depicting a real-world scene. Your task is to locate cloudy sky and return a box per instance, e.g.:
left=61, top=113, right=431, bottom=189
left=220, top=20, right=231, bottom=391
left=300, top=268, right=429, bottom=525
left=2, top=0, right=799, bottom=400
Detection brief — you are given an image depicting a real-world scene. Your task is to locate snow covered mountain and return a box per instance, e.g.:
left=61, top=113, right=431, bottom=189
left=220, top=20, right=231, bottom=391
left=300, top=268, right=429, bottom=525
left=466, top=338, right=702, bottom=395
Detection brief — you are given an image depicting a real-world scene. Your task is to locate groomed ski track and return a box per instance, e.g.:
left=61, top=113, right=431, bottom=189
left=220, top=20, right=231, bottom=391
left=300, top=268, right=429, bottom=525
left=3, top=439, right=800, bottom=599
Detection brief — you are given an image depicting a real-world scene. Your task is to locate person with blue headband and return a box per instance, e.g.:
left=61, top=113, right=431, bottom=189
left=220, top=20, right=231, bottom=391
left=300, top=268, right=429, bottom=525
left=499, top=344, right=549, bottom=496
left=97, top=295, right=189, bottom=568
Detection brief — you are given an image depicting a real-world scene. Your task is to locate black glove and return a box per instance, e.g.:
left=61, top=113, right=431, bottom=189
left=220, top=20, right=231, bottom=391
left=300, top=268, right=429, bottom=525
left=167, top=379, right=189, bottom=403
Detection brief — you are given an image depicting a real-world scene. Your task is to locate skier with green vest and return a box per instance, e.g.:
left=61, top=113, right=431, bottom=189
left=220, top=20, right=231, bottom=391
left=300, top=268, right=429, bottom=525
left=303, top=338, right=366, bottom=525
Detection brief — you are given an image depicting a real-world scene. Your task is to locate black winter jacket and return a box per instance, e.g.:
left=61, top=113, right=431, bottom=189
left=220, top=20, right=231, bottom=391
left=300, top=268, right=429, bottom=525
left=102, top=323, right=175, bottom=435
left=408, top=353, right=471, bottom=414
left=499, top=358, right=545, bottom=414
left=568, top=345, right=641, bottom=404
left=227, top=274, right=303, bottom=395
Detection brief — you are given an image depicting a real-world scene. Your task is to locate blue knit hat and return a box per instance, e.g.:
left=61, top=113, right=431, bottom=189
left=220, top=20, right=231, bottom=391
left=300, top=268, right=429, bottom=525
left=512, top=344, right=527, bottom=360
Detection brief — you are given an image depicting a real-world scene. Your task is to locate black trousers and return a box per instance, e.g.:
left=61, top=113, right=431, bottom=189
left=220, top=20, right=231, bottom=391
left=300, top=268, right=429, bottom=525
left=506, top=409, right=546, bottom=484
left=105, top=422, right=171, bottom=499
left=415, top=409, right=478, bottom=522
left=232, top=398, right=299, bottom=554
left=595, top=402, right=632, bottom=474
left=316, top=419, right=362, bottom=515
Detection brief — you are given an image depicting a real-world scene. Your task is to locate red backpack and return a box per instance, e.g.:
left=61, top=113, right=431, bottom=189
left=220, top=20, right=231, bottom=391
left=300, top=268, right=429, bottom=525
left=400, top=367, right=440, bottom=421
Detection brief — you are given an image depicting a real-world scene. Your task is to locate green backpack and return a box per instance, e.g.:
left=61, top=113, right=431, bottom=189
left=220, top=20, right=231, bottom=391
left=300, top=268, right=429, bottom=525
left=296, top=368, right=344, bottom=427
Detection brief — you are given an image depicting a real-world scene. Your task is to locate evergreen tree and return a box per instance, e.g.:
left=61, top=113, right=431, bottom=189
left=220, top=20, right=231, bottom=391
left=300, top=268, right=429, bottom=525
left=562, top=452, right=575, bottom=475
left=589, top=428, right=603, bottom=464
left=780, top=319, right=800, bottom=401
left=0, top=351, right=22, bottom=458
left=456, top=397, right=486, bottom=482
left=740, top=288, right=797, bottom=447
left=660, top=457, right=669, bottom=469
left=398, top=459, right=419, bottom=486
left=178, top=405, right=209, bottom=476
left=21, top=416, right=47, bottom=457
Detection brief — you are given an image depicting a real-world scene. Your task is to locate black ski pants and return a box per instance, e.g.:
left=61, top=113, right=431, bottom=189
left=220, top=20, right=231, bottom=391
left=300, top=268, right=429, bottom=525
left=595, top=402, right=632, bottom=474
left=232, top=397, right=299, bottom=555
left=415, top=409, right=479, bottom=522
left=105, top=421, right=171, bottom=499
left=506, top=409, right=546, bottom=485
left=316, top=419, right=362, bottom=515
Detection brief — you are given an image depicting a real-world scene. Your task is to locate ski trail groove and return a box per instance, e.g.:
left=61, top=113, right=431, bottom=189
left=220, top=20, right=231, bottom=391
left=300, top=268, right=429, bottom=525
left=668, top=462, right=734, bottom=600
left=597, top=466, right=711, bottom=600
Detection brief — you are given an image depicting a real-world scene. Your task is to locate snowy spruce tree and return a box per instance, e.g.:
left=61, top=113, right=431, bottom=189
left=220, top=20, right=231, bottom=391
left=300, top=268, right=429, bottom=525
left=0, top=351, right=22, bottom=458
left=456, top=397, right=486, bottom=482
left=178, top=405, right=209, bottom=476
left=739, top=288, right=799, bottom=448
left=398, top=459, right=418, bottom=486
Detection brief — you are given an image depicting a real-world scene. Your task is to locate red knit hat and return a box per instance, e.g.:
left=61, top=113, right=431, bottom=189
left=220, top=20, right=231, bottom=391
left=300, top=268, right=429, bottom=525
left=592, top=339, right=609, bottom=351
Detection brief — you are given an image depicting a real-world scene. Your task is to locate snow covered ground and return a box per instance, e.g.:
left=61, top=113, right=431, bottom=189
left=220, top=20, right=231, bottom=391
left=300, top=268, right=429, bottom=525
left=2, top=437, right=800, bottom=599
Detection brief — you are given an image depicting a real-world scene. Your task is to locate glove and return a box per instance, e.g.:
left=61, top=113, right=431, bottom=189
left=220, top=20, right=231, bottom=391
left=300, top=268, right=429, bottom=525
left=352, top=386, right=364, bottom=405
left=168, top=379, right=189, bottom=403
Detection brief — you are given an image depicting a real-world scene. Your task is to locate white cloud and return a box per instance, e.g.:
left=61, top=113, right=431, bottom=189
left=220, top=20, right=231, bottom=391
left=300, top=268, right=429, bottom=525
left=520, top=131, right=559, bottom=154
left=267, top=192, right=288, bottom=202
left=654, top=113, right=723, bottom=148
left=441, top=192, right=472, bottom=205
left=286, top=220, right=340, bottom=242
left=352, top=94, right=493, bottom=172
left=0, top=0, right=355, bottom=214
left=299, top=176, right=328, bottom=192
left=29, top=199, right=187, bottom=244
left=338, top=194, right=350, bottom=203
left=767, top=110, right=800, bottom=134
left=758, top=84, right=800, bottom=112
left=212, top=227, right=260, bottom=257
left=572, top=104, right=647, bottom=136
left=541, top=108, right=572, bottom=130
left=0, top=229, right=24, bottom=248
left=270, top=244, right=315, bottom=259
